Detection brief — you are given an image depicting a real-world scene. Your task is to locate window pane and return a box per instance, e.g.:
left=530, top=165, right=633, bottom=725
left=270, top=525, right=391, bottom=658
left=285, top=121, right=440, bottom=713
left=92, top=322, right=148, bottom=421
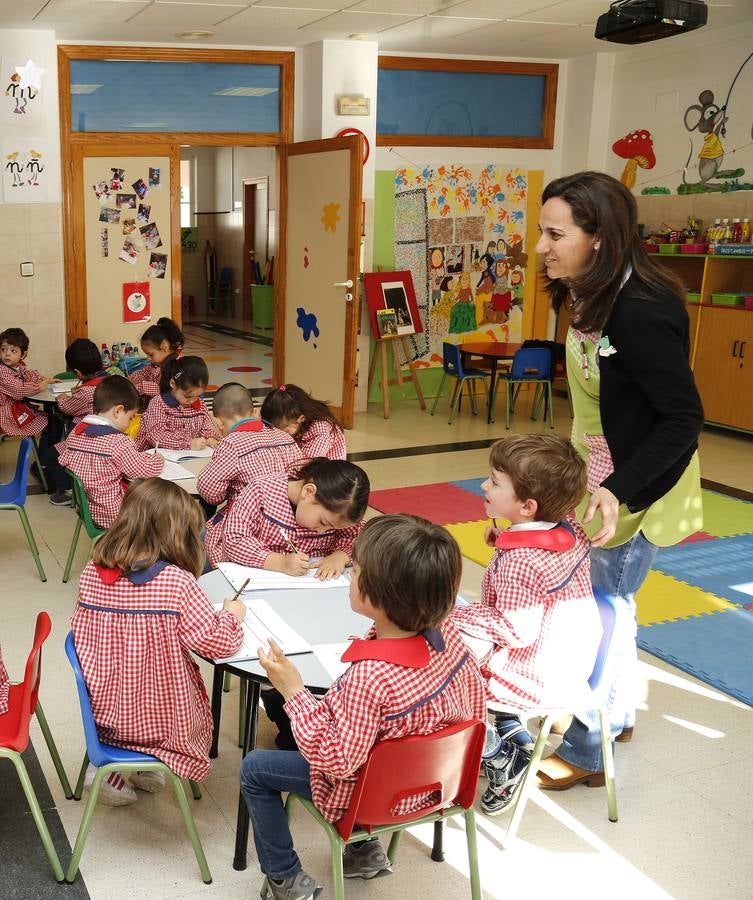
left=70, top=60, right=281, bottom=133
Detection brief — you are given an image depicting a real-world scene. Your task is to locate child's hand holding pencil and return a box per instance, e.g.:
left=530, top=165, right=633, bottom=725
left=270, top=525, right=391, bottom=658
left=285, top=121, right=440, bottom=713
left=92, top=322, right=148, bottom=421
left=222, top=576, right=249, bottom=621
left=278, top=527, right=310, bottom=576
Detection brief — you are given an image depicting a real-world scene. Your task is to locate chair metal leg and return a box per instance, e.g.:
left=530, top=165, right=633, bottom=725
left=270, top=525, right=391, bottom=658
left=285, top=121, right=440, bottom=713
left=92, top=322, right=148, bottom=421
left=66, top=765, right=108, bottom=881
left=546, top=383, right=555, bottom=429
left=504, top=716, right=554, bottom=845
left=464, top=808, right=482, bottom=900
left=35, top=702, right=73, bottom=798
left=2, top=749, right=65, bottom=882
left=505, top=382, right=512, bottom=430
left=600, top=707, right=618, bottom=822
left=73, top=754, right=89, bottom=801
left=63, top=517, right=83, bottom=583
left=16, top=506, right=46, bottom=582
left=448, top=380, right=462, bottom=424
left=386, top=828, right=403, bottom=864
left=468, top=379, right=478, bottom=415
left=430, top=372, right=448, bottom=417
left=329, top=831, right=346, bottom=900
left=31, top=438, right=49, bottom=492
left=189, top=779, right=202, bottom=800
left=167, top=770, right=213, bottom=884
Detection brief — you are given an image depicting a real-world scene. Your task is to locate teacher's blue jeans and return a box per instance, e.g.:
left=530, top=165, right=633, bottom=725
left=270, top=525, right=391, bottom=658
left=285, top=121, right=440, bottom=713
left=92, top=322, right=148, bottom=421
left=240, top=749, right=312, bottom=881
left=557, top=531, right=658, bottom=773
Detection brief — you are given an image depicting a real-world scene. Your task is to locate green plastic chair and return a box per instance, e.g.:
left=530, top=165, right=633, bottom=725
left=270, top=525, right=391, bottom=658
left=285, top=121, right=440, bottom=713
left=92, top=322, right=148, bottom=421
left=0, top=613, right=74, bottom=883
left=63, top=471, right=106, bottom=584
left=276, top=720, right=485, bottom=900
left=0, top=438, right=46, bottom=581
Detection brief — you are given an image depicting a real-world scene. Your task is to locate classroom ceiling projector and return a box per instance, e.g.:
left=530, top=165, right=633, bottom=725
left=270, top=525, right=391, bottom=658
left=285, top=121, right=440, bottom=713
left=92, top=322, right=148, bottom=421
left=595, top=0, right=707, bottom=43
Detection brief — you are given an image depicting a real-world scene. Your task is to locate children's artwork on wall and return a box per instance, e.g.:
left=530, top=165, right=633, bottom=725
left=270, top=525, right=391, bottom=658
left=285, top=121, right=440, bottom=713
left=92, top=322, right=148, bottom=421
left=321, top=202, right=341, bottom=232
left=122, top=282, right=151, bottom=324
left=679, top=89, right=747, bottom=193
left=393, top=164, right=527, bottom=363
left=363, top=271, right=422, bottom=340
left=296, top=307, right=320, bottom=345
left=1, top=141, right=49, bottom=202
left=612, top=130, right=656, bottom=190
left=3, top=59, right=43, bottom=120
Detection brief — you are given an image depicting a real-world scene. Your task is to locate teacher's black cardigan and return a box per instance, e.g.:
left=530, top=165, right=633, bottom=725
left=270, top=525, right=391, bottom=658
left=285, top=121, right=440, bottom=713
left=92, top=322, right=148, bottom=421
left=594, top=276, right=704, bottom=514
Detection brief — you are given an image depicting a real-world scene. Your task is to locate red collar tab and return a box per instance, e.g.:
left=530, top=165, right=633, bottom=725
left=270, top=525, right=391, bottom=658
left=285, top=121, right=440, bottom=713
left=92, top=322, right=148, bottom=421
left=93, top=564, right=122, bottom=584
left=341, top=629, right=444, bottom=669
left=74, top=422, right=120, bottom=437
left=84, top=373, right=108, bottom=386
left=495, top=522, right=576, bottom=553
left=232, top=419, right=264, bottom=434
left=162, top=391, right=202, bottom=411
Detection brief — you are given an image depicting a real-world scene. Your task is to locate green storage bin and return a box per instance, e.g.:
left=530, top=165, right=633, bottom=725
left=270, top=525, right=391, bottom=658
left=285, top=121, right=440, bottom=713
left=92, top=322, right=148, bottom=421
left=686, top=292, right=701, bottom=304
left=251, top=285, right=274, bottom=329
left=711, top=292, right=745, bottom=307
left=659, top=243, right=681, bottom=254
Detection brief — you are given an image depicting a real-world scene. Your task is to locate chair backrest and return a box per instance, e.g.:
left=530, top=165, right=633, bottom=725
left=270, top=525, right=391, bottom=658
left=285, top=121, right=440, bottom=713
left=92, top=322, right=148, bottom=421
left=441, top=342, right=467, bottom=379
left=510, top=347, right=552, bottom=380
left=66, top=471, right=105, bottom=539
left=3, top=437, right=34, bottom=504
left=522, top=340, right=565, bottom=377
left=335, top=719, right=486, bottom=841
left=65, top=631, right=109, bottom=768
left=0, top=612, right=51, bottom=753
left=588, top=588, right=619, bottom=692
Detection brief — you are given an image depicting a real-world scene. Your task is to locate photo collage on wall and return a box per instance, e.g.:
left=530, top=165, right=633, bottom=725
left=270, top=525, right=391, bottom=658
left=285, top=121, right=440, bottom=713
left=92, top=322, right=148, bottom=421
left=394, top=165, right=528, bottom=365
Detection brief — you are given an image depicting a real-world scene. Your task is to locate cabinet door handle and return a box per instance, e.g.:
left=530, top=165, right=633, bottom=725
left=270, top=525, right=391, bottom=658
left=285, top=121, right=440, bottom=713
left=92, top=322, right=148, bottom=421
left=741, top=341, right=746, bottom=360
left=732, top=340, right=739, bottom=357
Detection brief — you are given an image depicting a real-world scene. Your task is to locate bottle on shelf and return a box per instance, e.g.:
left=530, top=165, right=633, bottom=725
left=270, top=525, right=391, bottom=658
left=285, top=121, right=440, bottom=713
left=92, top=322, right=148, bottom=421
left=721, top=218, right=733, bottom=243
left=742, top=218, right=752, bottom=243
left=110, top=342, right=120, bottom=365
left=731, top=218, right=742, bottom=243
left=101, top=343, right=110, bottom=367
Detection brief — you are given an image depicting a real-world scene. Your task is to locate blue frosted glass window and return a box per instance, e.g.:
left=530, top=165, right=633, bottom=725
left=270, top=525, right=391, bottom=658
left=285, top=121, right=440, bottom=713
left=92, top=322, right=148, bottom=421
left=70, top=60, right=281, bottom=133
left=378, top=68, right=547, bottom=140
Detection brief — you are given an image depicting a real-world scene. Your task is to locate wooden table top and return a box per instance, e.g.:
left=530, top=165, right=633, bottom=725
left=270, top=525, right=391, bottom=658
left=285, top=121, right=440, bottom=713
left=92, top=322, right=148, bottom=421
left=460, top=341, right=522, bottom=358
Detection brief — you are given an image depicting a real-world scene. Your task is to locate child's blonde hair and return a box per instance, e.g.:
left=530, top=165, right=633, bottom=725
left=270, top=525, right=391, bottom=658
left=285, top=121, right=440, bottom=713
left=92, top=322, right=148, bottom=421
left=489, top=433, right=586, bottom=522
left=93, top=478, right=206, bottom=576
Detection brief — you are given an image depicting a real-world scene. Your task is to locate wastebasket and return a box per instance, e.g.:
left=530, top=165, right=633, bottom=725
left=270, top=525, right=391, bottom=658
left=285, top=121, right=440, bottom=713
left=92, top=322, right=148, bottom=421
left=251, top=285, right=274, bottom=330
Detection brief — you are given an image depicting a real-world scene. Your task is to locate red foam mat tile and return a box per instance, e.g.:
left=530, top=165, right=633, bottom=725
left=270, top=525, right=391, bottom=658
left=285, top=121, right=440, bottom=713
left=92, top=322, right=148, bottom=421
left=368, top=482, right=485, bottom=526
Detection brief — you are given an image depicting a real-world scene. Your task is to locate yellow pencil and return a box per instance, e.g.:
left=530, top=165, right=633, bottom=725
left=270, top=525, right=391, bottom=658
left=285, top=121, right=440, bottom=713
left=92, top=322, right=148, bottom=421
left=278, top=526, right=299, bottom=553
left=230, top=577, right=250, bottom=601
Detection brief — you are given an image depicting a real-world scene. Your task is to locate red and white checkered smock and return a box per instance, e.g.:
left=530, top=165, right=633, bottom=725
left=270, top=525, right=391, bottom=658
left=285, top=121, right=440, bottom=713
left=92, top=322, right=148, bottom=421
left=0, top=362, right=47, bottom=437
left=0, top=645, right=9, bottom=716
left=297, top=419, right=346, bottom=461
left=129, top=349, right=184, bottom=402
left=197, top=419, right=302, bottom=506
left=71, top=560, right=243, bottom=781
left=205, top=472, right=363, bottom=567
left=283, top=619, right=486, bottom=823
left=54, top=373, right=108, bottom=453
left=451, top=519, right=602, bottom=712
left=59, top=419, right=164, bottom=528
left=135, top=391, right=217, bottom=451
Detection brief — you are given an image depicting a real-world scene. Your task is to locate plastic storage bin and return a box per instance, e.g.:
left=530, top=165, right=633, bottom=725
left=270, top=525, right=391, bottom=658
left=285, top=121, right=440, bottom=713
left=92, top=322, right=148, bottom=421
left=681, top=243, right=709, bottom=254
left=686, top=292, right=701, bottom=304
left=710, top=292, right=746, bottom=307
left=659, top=244, right=681, bottom=254
left=251, top=285, right=274, bottom=330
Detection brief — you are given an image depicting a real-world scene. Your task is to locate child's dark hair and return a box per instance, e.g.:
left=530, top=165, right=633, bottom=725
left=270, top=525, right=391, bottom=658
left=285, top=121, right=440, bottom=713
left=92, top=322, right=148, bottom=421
left=439, top=275, right=454, bottom=292
left=353, top=515, right=461, bottom=632
left=489, top=433, right=586, bottom=522
left=213, top=382, right=254, bottom=419
left=261, top=384, right=341, bottom=439
left=141, top=317, right=184, bottom=352
left=0, top=327, right=30, bottom=354
left=93, top=375, right=140, bottom=414
left=296, top=457, right=369, bottom=523
left=160, top=355, right=209, bottom=394
left=65, top=339, right=103, bottom=377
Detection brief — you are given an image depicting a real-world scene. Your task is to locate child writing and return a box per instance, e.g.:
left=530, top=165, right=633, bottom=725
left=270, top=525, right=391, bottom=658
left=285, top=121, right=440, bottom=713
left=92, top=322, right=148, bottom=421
left=451, top=434, right=602, bottom=815
left=135, top=355, right=218, bottom=451
left=205, top=457, right=369, bottom=578
left=261, top=384, right=346, bottom=460
left=71, top=478, right=246, bottom=805
left=0, top=327, right=54, bottom=440
left=128, top=316, right=184, bottom=402
left=240, top=514, right=486, bottom=898
left=59, top=377, right=165, bottom=529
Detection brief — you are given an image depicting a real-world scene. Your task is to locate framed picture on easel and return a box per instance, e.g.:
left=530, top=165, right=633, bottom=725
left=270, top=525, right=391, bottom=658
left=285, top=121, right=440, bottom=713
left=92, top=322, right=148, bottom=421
left=363, top=270, right=423, bottom=340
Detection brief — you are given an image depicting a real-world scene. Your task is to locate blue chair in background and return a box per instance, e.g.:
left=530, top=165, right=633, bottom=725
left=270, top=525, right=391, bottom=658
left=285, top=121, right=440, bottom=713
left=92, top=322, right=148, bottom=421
left=491, top=347, right=554, bottom=430
left=0, top=437, right=47, bottom=581
left=64, top=632, right=212, bottom=885
left=431, top=342, right=492, bottom=425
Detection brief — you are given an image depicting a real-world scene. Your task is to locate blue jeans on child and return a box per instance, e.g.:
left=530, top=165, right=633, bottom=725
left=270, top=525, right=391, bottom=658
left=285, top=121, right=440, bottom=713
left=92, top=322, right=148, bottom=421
left=240, top=749, right=313, bottom=881
left=557, top=531, right=658, bottom=773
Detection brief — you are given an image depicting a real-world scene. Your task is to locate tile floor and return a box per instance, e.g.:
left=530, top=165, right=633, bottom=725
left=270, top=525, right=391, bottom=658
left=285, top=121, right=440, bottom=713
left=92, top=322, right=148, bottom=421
left=2, top=321, right=753, bottom=899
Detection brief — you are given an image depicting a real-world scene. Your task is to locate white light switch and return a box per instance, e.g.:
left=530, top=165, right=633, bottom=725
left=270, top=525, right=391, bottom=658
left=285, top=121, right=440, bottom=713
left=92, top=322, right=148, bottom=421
left=20, top=261, right=34, bottom=277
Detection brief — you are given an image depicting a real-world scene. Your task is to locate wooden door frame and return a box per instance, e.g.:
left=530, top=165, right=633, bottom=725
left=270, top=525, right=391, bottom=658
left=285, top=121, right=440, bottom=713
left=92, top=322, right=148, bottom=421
left=243, top=176, right=269, bottom=320
left=58, top=44, right=294, bottom=343
left=274, top=135, right=363, bottom=428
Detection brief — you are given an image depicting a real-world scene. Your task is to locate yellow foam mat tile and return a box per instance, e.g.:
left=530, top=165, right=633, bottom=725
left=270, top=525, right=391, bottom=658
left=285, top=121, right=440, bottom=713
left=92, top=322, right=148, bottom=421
left=446, top=519, right=494, bottom=568
left=700, top=490, right=753, bottom=538
left=200, top=354, right=233, bottom=362
left=635, top=570, right=737, bottom=627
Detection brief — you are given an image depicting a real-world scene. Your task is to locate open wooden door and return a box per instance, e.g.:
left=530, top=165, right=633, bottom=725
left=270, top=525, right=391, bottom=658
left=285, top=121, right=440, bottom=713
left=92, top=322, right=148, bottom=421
left=274, top=135, right=362, bottom=427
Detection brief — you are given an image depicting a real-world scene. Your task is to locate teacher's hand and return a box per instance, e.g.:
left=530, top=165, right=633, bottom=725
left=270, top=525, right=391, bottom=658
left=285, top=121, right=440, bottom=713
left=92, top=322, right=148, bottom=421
left=584, top=486, right=619, bottom=547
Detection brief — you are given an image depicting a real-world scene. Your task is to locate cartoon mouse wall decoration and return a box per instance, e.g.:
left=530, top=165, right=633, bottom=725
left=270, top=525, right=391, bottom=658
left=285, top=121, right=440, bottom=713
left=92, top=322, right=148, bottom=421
left=681, top=90, right=744, bottom=191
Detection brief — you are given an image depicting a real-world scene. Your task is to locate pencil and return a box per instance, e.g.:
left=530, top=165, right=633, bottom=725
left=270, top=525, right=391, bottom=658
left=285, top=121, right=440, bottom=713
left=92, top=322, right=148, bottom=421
left=230, top=577, right=251, bottom=601
left=278, top=526, right=299, bottom=553
left=493, top=518, right=498, bottom=528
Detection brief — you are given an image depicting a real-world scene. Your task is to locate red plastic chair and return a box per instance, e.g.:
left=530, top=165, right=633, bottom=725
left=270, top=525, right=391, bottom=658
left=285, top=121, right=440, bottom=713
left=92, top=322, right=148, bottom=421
left=0, top=613, right=74, bottom=882
left=280, top=719, right=485, bottom=899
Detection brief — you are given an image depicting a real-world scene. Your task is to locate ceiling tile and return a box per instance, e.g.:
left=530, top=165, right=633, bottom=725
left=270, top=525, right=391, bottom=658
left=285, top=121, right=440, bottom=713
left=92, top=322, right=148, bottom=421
left=252, top=0, right=338, bottom=7
left=129, top=2, right=246, bottom=27
left=34, top=0, right=151, bottom=26
left=378, top=12, right=494, bottom=41
left=218, top=4, right=336, bottom=28
left=299, top=9, right=419, bottom=33
left=351, top=0, right=454, bottom=14
left=513, top=0, right=609, bottom=26
left=431, top=0, right=552, bottom=17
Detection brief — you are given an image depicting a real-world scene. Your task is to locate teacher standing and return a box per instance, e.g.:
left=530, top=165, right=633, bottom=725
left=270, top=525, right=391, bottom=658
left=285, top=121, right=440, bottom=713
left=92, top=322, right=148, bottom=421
left=534, top=171, right=704, bottom=789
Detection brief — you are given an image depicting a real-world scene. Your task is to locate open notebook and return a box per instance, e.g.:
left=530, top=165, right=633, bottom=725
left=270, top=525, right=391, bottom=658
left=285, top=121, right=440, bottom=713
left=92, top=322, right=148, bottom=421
left=218, top=561, right=351, bottom=592
left=50, top=381, right=76, bottom=394
left=213, top=598, right=311, bottom=663
left=145, top=447, right=214, bottom=462
left=157, top=460, right=195, bottom=481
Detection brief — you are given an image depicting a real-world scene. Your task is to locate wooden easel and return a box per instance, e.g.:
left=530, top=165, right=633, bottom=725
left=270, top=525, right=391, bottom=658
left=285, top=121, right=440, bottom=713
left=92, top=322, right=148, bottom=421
left=367, top=335, right=427, bottom=419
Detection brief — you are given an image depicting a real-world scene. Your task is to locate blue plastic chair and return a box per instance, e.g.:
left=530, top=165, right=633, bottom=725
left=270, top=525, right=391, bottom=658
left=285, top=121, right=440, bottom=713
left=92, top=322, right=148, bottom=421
left=0, top=437, right=46, bottom=581
left=64, top=632, right=212, bottom=885
left=491, top=347, right=554, bottom=430
left=502, top=588, right=619, bottom=844
left=430, top=342, right=492, bottom=424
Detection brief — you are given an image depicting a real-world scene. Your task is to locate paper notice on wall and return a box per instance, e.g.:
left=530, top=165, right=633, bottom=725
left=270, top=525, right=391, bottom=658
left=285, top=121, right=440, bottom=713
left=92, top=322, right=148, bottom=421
left=1, top=140, right=49, bottom=202
left=123, top=281, right=150, bottom=323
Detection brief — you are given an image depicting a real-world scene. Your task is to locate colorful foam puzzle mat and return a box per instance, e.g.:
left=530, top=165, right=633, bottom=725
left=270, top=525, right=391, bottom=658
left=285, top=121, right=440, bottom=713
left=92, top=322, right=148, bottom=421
left=368, top=481, right=753, bottom=706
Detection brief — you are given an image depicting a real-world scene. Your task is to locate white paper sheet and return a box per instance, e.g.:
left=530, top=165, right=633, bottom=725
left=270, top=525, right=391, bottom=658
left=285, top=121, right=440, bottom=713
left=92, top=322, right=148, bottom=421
left=157, top=459, right=195, bottom=481
left=218, top=561, right=351, bottom=592
left=214, top=598, right=311, bottom=663
left=146, top=447, right=213, bottom=462
left=50, top=381, right=75, bottom=394
left=312, top=643, right=352, bottom=681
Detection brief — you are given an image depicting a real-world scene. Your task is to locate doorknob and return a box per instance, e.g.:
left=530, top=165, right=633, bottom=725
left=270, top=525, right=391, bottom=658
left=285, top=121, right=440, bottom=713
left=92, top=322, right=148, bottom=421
left=333, top=279, right=353, bottom=288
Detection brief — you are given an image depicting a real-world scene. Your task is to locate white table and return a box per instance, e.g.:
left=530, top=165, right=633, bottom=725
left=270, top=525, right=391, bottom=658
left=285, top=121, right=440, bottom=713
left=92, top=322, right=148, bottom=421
left=173, top=456, right=212, bottom=495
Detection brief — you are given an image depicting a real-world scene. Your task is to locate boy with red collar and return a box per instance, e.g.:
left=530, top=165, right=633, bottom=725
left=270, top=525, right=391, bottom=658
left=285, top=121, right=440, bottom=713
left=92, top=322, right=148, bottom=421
left=0, top=326, right=55, bottom=439
left=240, top=515, right=486, bottom=900
left=451, top=434, right=601, bottom=816
left=59, top=377, right=165, bottom=528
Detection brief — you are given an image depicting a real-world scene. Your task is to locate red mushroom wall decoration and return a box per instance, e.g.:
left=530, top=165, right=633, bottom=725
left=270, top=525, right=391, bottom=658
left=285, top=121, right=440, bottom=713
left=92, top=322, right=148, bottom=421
left=612, top=129, right=656, bottom=189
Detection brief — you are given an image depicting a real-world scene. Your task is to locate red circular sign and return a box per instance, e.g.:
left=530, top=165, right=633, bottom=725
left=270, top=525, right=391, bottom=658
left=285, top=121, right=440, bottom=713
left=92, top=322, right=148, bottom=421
left=336, top=128, right=370, bottom=165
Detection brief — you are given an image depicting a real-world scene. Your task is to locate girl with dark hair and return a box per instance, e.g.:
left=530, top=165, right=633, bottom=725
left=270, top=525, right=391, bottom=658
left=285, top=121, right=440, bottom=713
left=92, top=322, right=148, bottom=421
left=129, top=316, right=184, bottom=402
left=135, top=355, right=218, bottom=451
left=261, top=384, right=346, bottom=460
left=534, top=171, right=704, bottom=790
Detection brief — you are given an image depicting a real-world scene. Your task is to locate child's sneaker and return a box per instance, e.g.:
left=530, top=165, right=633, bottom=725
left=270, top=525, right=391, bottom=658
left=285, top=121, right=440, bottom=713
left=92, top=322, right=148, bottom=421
left=83, top=763, right=137, bottom=806
left=342, top=839, right=393, bottom=879
left=480, top=742, right=532, bottom=817
left=49, top=489, right=72, bottom=506
left=130, top=770, right=166, bottom=793
left=261, top=869, right=323, bottom=900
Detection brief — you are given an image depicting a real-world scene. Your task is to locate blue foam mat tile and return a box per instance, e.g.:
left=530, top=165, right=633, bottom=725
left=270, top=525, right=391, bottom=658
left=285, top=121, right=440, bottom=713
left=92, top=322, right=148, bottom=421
left=449, top=477, right=486, bottom=499
left=652, top=534, right=753, bottom=606
left=638, top=608, right=753, bottom=707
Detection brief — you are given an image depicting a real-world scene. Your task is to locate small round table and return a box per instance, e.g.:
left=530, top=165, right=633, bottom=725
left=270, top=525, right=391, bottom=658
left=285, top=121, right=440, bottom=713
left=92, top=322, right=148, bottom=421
left=460, top=341, right=521, bottom=424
